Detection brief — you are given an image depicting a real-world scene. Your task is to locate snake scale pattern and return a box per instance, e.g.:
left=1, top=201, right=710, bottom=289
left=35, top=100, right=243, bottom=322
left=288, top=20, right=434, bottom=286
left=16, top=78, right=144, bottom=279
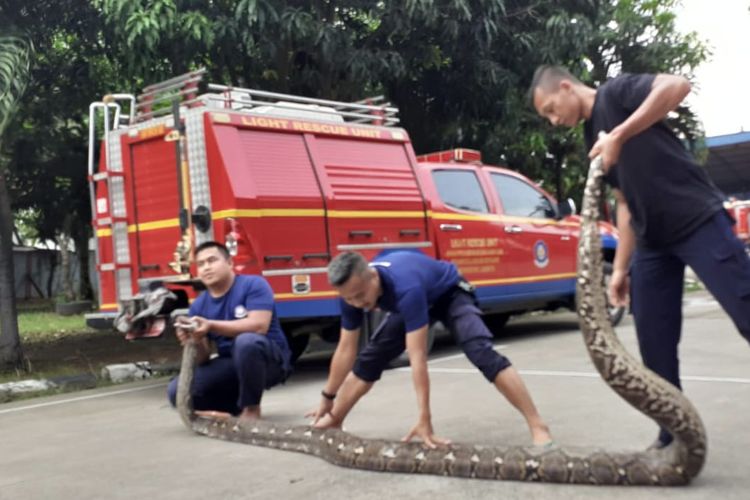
left=175, top=157, right=707, bottom=485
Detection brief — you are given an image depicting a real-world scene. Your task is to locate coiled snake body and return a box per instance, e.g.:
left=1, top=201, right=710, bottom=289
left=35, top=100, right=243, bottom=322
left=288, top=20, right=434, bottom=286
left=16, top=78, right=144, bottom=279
left=176, top=157, right=706, bottom=485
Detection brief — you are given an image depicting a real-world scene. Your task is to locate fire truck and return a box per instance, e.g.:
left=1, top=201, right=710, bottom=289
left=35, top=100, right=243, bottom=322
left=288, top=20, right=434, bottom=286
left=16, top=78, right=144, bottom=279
left=86, top=69, right=621, bottom=360
left=725, top=199, right=750, bottom=249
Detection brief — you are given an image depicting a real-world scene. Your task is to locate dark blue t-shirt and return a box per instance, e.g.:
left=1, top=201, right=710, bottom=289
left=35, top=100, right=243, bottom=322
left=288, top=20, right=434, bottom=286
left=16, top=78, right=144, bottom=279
left=189, top=275, right=290, bottom=365
left=583, top=73, right=725, bottom=248
left=340, top=252, right=460, bottom=332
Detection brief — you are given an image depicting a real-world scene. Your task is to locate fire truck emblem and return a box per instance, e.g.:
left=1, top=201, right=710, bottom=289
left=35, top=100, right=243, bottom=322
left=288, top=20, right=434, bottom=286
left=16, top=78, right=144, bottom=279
left=234, top=305, right=248, bottom=319
left=533, top=240, right=549, bottom=268
left=292, top=275, right=311, bottom=295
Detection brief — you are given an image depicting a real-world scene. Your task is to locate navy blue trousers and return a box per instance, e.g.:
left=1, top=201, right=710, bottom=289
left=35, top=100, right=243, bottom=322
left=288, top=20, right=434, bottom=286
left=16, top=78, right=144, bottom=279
left=167, top=333, right=288, bottom=414
left=353, top=289, right=512, bottom=383
left=630, top=211, right=750, bottom=444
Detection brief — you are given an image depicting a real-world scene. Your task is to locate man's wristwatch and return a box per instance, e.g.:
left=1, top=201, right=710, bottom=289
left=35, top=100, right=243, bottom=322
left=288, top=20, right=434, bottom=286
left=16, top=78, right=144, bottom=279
left=321, top=390, right=336, bottom=401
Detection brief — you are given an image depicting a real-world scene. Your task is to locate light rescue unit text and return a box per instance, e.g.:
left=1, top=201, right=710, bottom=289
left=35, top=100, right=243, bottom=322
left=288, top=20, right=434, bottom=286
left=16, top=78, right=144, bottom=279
left=239, top=116, right=382, bottom=139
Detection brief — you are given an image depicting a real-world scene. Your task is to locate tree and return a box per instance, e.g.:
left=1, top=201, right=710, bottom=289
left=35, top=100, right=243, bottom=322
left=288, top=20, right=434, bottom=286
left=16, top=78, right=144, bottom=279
left=1, top=0, right=120, bottom=302
left=0, top=0, right=708, bottom=336
left=0, top=33, right=31, bottom=371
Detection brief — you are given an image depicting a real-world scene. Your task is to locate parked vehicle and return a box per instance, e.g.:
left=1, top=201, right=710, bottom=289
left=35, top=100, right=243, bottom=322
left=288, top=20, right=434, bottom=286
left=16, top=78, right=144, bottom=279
left=86, top=69, right=621, bottom=360
left=725, top=198, right=750, bottom=250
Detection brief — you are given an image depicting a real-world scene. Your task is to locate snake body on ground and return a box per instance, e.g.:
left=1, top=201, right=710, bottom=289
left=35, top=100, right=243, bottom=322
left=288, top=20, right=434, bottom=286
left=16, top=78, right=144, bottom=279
left=175, top=157, right=707, bottom=485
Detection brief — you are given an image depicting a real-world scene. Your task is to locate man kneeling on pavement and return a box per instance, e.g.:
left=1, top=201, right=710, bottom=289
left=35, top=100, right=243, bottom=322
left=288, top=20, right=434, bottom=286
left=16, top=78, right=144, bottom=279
left=167, top=241, right=292, bottom=421
left=308, top=250, right=553, bottom=448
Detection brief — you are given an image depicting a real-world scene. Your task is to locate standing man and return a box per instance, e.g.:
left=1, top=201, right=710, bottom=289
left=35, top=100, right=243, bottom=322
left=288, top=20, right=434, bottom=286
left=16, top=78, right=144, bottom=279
left=530, top=65, right=750, bottom=448
left=167, top=241, right=292, bottom=421
left=308, top=251, right=552, bottom=448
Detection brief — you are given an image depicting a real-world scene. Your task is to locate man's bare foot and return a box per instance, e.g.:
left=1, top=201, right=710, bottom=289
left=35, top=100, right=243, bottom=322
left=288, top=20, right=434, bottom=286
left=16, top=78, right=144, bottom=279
left=195, top=410, right=233, bottom=421
left=313, top=412, right=341, bottom=430
left=531, top=423, right=553, bottom=446
left=239, top=406, right=261, bottom=421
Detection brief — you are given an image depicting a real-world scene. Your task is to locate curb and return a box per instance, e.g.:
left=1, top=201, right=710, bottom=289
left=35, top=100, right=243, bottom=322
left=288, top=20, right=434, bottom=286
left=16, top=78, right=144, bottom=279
left=0, top=362, right=180, bottom=401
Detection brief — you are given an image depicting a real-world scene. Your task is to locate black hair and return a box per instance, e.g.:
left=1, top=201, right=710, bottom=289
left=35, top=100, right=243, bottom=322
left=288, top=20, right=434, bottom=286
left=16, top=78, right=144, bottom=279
left=194, top=241, right=231, bottom=260
left=328, top=251, right=369, bottom=286
left=528, top=65, right=582, bottom=102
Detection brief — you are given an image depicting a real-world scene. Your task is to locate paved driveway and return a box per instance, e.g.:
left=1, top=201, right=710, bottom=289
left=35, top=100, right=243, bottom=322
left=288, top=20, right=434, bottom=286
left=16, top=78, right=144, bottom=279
left=1, top=293, right=748, bottom=500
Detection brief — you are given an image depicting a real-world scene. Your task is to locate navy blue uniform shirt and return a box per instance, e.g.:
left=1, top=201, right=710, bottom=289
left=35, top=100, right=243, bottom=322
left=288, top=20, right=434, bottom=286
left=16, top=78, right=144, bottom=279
left=189, top=275, right=291, bottom=364
left=583, top=73, right=725, bottom=248
left=340, top=252, right=460, bottom=332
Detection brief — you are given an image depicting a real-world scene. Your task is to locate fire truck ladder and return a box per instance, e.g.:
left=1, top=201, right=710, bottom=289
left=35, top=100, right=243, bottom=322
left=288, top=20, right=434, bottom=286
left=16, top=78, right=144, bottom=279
left=205, top=84, right=400, bottom=126
left=134, top=68, right=206, bottom=122
left=88, top=94, right=136, bottom=308
left=126, top=67, right=399, bottom=127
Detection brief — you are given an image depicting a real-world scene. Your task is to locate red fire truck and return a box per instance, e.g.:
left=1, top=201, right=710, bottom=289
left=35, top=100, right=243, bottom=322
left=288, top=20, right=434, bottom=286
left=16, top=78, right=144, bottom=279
left=725, top=199, right=750, bottom=249
left=86, top=69, right=621, bottom=360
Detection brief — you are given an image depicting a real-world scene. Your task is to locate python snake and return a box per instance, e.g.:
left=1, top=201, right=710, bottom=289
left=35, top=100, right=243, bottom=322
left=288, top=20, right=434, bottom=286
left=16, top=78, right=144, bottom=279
left=175, top=156, right=706, bottom=485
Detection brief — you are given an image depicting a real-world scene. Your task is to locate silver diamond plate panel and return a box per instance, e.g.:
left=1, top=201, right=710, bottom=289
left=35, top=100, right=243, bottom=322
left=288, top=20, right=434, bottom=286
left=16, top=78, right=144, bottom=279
left=185, top=109, right=214, bottom=244
left=105, top=116, right=176, bottom=303
left=113, top=222, right=130, bottom=264
left=107, top=133, right=127, bottom=219
left=116, top=268, right=133, bottom=300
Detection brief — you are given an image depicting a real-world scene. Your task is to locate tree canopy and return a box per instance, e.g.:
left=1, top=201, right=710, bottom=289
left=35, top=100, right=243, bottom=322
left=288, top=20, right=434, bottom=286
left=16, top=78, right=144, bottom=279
left=1, top=0, right=709, bottom=293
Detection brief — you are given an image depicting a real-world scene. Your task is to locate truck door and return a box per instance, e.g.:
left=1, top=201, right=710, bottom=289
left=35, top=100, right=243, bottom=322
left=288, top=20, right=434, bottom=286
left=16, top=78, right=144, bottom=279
left=428, top=167, right=508, bottom=283
left=128, top=134, right=183, bottom=280
left=308, top=135, right=431, bottom=261
left=487, top=171, right=577, bottom=280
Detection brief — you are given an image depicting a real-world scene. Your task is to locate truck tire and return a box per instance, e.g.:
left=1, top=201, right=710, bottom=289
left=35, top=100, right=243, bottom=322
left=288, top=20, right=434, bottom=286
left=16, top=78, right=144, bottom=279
left=386, top=321, right=440, bottom=369
left=288, top=333, right=310, bottom=364
left=55, top=300, right=93, bottom=316
left=483, top=313, right=510, bottom=336
left=603, top=262, right=626, bottom=326
left=362, top=311, right=437, bottom=368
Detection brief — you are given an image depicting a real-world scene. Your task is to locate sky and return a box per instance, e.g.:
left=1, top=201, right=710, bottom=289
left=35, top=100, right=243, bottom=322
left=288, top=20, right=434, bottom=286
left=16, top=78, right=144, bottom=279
left=674, top=0, right=750, bottom=137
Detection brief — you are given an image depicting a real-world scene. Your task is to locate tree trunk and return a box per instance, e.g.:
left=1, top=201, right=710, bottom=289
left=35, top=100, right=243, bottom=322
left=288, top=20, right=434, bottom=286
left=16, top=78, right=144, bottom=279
left=58, top=218, right=75, bottom=302
left=73, top=226, right=92, bottom=300
left=0, top=165, right=24, bottom=371
left=46, top=249, right=57, bottom=298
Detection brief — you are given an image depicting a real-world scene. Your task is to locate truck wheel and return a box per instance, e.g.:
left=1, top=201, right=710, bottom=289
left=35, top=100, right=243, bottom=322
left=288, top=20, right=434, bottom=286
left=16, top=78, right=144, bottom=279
left=362, top=311, right=438, bottom=368
left=603, top=262, right=626, bottom=326
left=387, top=321, right=440, bottom=369
left=483, top=313, right=510, bottom=336
left=288, top=334, right=310, bottom=364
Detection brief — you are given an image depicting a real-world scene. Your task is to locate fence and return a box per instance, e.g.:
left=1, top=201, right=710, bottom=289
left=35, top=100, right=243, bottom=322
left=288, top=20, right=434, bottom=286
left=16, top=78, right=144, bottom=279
left=12, top=246, right=98, bottom=301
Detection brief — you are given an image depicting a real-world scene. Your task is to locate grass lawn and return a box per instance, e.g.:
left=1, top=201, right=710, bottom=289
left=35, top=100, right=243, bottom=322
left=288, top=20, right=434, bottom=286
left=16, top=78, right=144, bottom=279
left=18, top=311, right=95, bottom=343
left=0, top=304, right=182, bottom=396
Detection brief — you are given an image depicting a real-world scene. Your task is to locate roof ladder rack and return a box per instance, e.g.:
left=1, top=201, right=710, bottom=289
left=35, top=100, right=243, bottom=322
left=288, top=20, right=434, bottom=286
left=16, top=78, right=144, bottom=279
left=88, top=95, right=136, bottom=305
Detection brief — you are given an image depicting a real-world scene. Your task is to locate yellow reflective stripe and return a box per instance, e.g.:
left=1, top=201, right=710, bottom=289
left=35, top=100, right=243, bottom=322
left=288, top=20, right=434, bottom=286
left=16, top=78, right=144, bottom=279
left=327, top=210, right=426, bottom=218
left=96, top=219, right=179, bottom=236
left=432, top=211, right=578, bottom=227
left=472, top=272, right=577, bottom=286
left=132, top=218, right=180, bottom=232
left=212, top=208, right=427, bottom=220
left=99, top=303, right=118, bottom=310
left=432, top=212, right=500, bottom=222
left=501, top=215, right=576, bottom=226
left=94, top=209, right=579, bottom=236
left=212, top=208, right=325, bottom=219
left=273, top=291, right=339, bottom=300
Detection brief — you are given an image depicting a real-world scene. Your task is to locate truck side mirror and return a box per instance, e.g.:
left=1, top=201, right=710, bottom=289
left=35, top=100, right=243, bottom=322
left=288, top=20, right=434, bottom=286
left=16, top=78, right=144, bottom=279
left=191, top=205, right=213, bottom=233
left=557, top=198, right=576, bottom=217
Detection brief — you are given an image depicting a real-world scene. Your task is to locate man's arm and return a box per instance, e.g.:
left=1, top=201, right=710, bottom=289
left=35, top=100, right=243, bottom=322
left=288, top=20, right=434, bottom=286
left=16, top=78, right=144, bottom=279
left=175, top=318, right=212, bottom=365
left=324, top=327, right=360, bottom=395
left=610, top=189, right=636, bottom=306
left=402, top=324, right=450, bottom=448
left=405, top=324, right=431, bottom=422
left=306, top=326, right=360, bottom=423
left=590, top=74, right=691, bottom=168
left=194, top=310, right=272, bottom=338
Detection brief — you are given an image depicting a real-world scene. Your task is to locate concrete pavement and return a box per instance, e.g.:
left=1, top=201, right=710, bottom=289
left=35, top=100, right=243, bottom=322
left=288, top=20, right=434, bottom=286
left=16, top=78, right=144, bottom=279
left=1, top=293, right=748, bottom=500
